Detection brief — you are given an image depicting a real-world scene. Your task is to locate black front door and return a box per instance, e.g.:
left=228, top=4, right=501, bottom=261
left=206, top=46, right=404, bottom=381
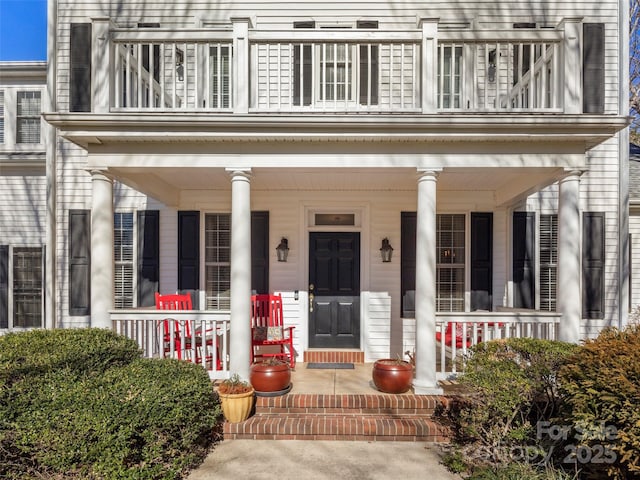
left=308, top=232, right=360, bottom=348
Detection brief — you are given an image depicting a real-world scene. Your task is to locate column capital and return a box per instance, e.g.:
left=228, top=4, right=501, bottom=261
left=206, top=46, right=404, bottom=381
left=88, top=169, right=114, bottom=183
left=226, top=168, right=252, bottom=180
left=416, top=168, right=442, bottom=180
left=559, top=169, right=584, bottom=182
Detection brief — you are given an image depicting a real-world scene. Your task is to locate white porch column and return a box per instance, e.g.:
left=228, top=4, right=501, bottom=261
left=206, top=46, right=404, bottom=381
left=90, top=170, right=114, bottom=329
left=557, top=170, right=582, bottom=343
left=227, top=168, right=252, bottom=380
left=413, top=170, right=443, bottom=395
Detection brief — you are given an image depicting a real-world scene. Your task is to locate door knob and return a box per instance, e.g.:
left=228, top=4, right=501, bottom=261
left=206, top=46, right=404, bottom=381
left=309, top=292, right=314, bottom=312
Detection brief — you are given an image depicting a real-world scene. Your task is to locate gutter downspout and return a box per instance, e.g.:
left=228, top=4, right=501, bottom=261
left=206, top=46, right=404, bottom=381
left=619, top=0, right=631, bottom=327
left=45, top=0, right=57, bottom=329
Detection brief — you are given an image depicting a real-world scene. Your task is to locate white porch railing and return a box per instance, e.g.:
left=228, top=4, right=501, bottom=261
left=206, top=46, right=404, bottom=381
left=403, top=311, right=562, bottom=380
left=103, top=23, right=574, bottom=114
left=110, top=309, right=230, bottom=379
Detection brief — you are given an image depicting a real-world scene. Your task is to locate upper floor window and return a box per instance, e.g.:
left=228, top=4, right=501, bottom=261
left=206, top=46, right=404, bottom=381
left=0, top=91, right=4, bottom=144
left=293, top=20, right=379, bottom=107
left=16, top=91, right=41, bottom=144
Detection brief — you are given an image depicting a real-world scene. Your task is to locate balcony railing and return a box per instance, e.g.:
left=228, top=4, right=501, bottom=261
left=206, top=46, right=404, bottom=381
left=95, top=19, right=581, bottom=115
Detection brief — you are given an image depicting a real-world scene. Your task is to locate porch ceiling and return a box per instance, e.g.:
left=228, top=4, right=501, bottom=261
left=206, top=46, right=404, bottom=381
left=111, top=166, right=564, bottom=207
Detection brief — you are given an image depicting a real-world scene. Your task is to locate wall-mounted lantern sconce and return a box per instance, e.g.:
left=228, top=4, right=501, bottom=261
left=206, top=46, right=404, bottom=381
left=380, top=238, right=393, bottom=263
left=276, top=238, right=289, bottom=262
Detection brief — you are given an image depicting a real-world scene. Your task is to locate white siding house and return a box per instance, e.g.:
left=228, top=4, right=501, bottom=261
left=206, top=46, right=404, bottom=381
left=5, top=0, right=630, bottom=390
left=0, top=62, right=47, bottom=331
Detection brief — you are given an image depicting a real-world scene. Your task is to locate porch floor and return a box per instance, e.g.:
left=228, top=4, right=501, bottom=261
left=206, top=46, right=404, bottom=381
left=283, top=362, right=463, bottom=395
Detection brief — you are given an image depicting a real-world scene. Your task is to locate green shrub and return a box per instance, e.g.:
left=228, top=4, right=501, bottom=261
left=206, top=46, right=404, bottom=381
left=0, top=328, right=141, bottom=384
left=452, top=338, right=578, bottom=448
left=468, top=462, right=576, bottom=480
left=0, top=329, right=221, bottom=479
left=439, top=338, right=578, bottom=473
left=558, top=325, right=640, bottom=479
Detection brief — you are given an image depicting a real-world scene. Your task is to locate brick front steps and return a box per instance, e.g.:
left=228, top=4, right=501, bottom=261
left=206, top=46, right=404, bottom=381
left=223, top=394, right=451, bottom=442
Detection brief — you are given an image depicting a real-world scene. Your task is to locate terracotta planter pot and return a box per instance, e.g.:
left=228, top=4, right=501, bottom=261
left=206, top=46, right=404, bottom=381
left=249, top=362, right=291, bottom=392
left=218, top=389, right=255, bottom=423
left=372, top=359, right=413, bottom=394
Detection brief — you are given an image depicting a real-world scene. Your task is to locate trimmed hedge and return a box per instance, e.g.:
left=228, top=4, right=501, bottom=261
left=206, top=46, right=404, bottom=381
left=558, top=325, right=640, bottom=479
left=0, top=329, right=221, bottom=479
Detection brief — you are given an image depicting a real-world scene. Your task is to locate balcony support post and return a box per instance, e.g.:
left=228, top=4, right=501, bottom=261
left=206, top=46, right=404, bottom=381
left=90, top=169, right=114, bottom=329
left=557, top=169, right=582, bottom=343
left=232, top=17, right=252, bottom=114
left=91, top=17, right=114, bottom=113
left=227, top=168, right=253, bottom=381
left=420, top=18, right=439, bottom=114
left=413, top=169, right=443, bottom=395
left=560, top=17, right=583, bottom=114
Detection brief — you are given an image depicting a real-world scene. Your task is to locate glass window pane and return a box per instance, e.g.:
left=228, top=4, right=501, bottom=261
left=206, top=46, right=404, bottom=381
left=13, top=247, right=43, bottom=328
left=16, top=91, right=41, bottom=144
left=114, top=213, right=134, bottom=309
left=436, top=214, right=465, bottom=312
left=205, top=213, right=231, bottom=310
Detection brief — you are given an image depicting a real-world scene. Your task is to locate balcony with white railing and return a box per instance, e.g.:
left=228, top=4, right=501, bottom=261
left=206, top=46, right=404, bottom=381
left=94, top=18, right=583, bottom=116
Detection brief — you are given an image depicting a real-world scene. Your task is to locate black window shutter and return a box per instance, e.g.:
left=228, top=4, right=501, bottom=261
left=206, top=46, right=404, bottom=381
left=69, top=210, right=91, bottom=315
left=69, top=23, right=92, bottom=112
left=471, top=213, right=493, bottom=311
left=0, top=245, right=8, bottom=328
left=401, top=212, right=417, bottom=318
left=293, top=21, right=314, bottom=106
left=512, top=212, right=535, bottom=309
left=583, top=23, right=605, bottom=114
left=137, top=210, right=160, bottom=307
left=251, top=211, right=269, bottom=294
left=583, top=212, right=605, bottom=319
left=178, top=211, right=199, bottom=291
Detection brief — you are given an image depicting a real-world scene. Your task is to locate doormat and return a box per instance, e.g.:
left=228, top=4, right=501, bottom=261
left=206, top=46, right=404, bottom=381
left=307, top=362, right=355, bottom=369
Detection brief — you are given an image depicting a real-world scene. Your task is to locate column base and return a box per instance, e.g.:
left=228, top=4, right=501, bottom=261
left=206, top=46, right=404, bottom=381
left=413, top=379, right=444, bottom=395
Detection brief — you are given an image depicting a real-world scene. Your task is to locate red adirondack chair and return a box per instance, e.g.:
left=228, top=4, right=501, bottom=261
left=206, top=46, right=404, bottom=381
left=250, top=294, right=296, bottom=368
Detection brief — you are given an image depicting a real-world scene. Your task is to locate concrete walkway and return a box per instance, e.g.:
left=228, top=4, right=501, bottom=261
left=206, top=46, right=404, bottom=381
left=187, top=440, right=461, bottom=480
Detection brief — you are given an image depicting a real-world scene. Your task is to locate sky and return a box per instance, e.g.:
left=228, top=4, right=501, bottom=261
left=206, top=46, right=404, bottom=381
left=0, top=0, right=47, bottom=61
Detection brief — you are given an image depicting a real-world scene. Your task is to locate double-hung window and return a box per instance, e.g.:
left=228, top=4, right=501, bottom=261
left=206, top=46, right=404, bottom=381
left=114, top=213, right=134, bottom=309
left=0, top=90, right=4, bottom=144
left=539, top=214, right=558, bottom=311
left=293, top=20, right=379, bottom=107
left=436, top=214, right=466, bottom=312
left=204, top=214, right=231, bottom=310
left=12, top=247, right=44, bottom=328
left=437, top=46, right=463, bottom=109
left=16, top=91, right=41, bottom=144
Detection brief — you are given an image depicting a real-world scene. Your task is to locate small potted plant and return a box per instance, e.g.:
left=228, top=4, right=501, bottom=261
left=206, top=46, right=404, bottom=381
left=249, top=357, right=291, bottom=395
left=217, top=373, right=255, bottom=423
left=372, top=357, right=413, bottom=394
